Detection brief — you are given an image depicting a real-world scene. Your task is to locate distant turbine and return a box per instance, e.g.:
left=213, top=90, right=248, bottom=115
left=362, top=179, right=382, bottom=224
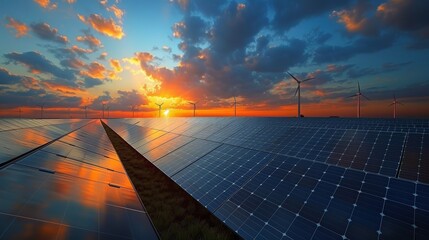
left=40, top=104, right=44, bottom=119
left=233, top=96, right=237, bottom=117
left=189, top=102, right=197, bottom=117
left=131, top=105, right=137, bottom=118
left=155, top=102, right=164, bottom=117
left=18, top=108, right=22, bottom=118
left=102, top=103, right=106, bottom=118
left=83, top=106, right=88, bottom=119
left=107, top=106, right=110, bottom=118
left=389, top=94, right=403, bottom=119
left=287, top=71, right=315, bottom=118
left=347, top=82, right=369, bottom=118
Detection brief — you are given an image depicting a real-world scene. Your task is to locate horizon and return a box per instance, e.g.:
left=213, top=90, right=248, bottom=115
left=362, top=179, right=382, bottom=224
left=1, top=0, right=429, bottom=118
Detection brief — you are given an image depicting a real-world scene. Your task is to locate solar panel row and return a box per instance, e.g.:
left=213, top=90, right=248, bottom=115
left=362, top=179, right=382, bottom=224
left=0, top=119, right=91, bottom=166
left=104, top=117, right=429, bottom=240
left=0, top=120, right=159, bottom=239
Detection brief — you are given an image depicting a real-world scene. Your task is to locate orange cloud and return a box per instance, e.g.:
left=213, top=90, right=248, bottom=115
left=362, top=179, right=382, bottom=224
left=34, top=0, right=57, bottom=9
left=107, top=5, right=124, bottom=20
left=80, top=61, right=120, bottom=80
left=78, top=14, right=124, bottom=39
left=5, top=17, right=29, bottom=38
left=331, top=1, right=377, bottom=36
left=76, top=34, right=102, bottom=49
left=80, top=62, right=106, bottom=79
left=66, top=0, right=76, bottom=3
left=110, top=59, right=122, bottom=72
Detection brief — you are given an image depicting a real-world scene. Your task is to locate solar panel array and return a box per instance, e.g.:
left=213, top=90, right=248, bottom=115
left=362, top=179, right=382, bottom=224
left=0, top=119, right=91, bottom=166
left=105, top=117, right=429, bottom=240
left=0, top=120, right=158, bottom=239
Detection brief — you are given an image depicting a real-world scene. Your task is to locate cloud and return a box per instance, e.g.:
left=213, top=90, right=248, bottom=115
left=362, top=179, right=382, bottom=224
left=0, top=67, right=27, bottom=85
left=313, top=33, right=396, bottom=63
left=66, top=0, right=76, bottom=3
left=162, top=46, right=172, bottom=53
left=270, top=0, right=352, bottom=31
left=78, top=14, right=124, bottom=39
left=0, top=88, right=81, bottom=108
left=4, top=51, right=75, bottom=80
left=174, top=0, right=225, bottom=16
left=34, top=0, right=57, bottom=10
left=76, top=30, right=103, bottom=50
left=210, top=1, right=268, bottom=53
left=30, top=23, right=69, bottom=44
left=173, top=15, right=207, bottom=44
left=331, top=0, right=379, bottom=36
left=80, top=61, right=118, bottom=80
left=110, top=59, right=122, bottom=72
left=83, top=77, right=103, bottom=88
left=98, top=52, right=108, bottom=60
left=245, top=39, right=308, bottom=72
left=377, top=0, right=429, bottom=48
left=5, top=17, right=29, bottom=38
left=60, top=58, right=85, bottom=69
left=107, top=5, right=124, bottom=20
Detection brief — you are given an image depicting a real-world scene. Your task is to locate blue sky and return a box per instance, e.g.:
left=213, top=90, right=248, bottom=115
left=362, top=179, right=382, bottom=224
left=0, top=0, right=428, bottom=118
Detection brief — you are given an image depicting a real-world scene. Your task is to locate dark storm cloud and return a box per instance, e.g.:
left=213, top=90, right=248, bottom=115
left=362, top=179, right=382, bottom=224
left=82, top=77, right=103, bottom=88
left=270, top=0, right=352, bottom=32
left=246, top=39, right=308, bottom=72
left=173, top=15, right=207, bottom=44
left=210, top=0, right=268, bottom=54
left=0, top=67, right=23, bottom=84
left=30, top=22, right=69, bottom=44
left=377, top=0, right=429, bottom=37
left=313, top=33, right=396, bottom=63
left=4, top=51, right=75, bottom=80
left=0, top=88, right=81, bottom=108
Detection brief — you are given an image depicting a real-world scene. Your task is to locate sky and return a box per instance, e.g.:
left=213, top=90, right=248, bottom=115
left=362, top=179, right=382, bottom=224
left=0, top=0, right=428, bottom=118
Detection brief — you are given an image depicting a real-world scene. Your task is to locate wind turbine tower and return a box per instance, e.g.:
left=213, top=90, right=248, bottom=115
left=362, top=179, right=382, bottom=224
left=40, top=104, right=44, bottom=119
left=287, top=71, right=315, bottom=118
left=102, top=103, right=106, bottom=118
left=189, top=102, right=197, bottom=117
left=155, top=102, right=164, bottom=117
left=347, top=82, right=369, bottom=118
left=390, top=94, right=402, bottom=119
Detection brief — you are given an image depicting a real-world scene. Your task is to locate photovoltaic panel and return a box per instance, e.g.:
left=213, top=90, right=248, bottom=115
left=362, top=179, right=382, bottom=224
left=103, top=117, right=429, bottom=240
left=172, top=144, right=274, bottom=211
left=0, top=120, right=159, bottom=239
left=143, top=135, right=194, bottom=162
left=154, top=139, right=221, bottom=176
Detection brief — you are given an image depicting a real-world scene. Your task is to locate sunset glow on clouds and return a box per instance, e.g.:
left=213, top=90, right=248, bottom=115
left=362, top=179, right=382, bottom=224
left=0, top=0, right=428, bottom=118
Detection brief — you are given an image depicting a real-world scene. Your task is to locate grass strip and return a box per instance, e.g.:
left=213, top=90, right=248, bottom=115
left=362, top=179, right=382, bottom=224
left=102, top=121, right=241, bottom=240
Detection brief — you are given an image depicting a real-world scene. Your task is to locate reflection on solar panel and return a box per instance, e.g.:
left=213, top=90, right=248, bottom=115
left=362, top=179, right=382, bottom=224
left=105, top=117, right=429, bottom=240
left=0, top=119, right=91, bottom=166
left=0, top=120, right=158, bottom=239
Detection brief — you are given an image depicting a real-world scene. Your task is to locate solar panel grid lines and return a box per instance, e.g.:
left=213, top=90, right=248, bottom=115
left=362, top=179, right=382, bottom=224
left=0, top=120, right=159, bottom=239
left=214, top=152, right=429, bottom=240
left=143, top=135, right=194, bottom=162
left=153, top=138, right=222, bottom=176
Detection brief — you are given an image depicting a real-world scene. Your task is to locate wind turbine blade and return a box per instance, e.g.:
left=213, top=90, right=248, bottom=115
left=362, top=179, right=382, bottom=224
left=188, top=102, right=194, bottom=105
left=398, top=101, right=404, bottom=105
left=302, top=77, right=315, bottom=82
left=294, top=86, right=300, bottom=96
left=388, top=103, right=394, bottom=106
left=347, top=94, right=357, bottom=98
left=362, top=94, right=370, bottom=100
left=287, top=71, right=300, bottom=83
left=358, top=82, right=361, bottom=93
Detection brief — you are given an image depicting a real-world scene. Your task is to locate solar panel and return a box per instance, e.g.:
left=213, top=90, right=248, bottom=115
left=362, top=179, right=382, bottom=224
left=104, top=117, right=429, bottom=240
left=0, top=120, right=159, bottom=239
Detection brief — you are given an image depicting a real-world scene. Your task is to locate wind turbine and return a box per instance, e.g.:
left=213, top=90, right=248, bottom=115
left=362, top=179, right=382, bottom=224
left=287, top=71, right=315, bottom=118
left=233, top=96, right=237, bottom=117
left=131, top=105, right=137, bottom=118
left=389, top=94, right=403, bottom=119
left=18, top=108, right=22, bottom=118
left=83, top=105, right=88, bottom=119
left=347, top=82, right=369, bottom=118
left=106, top=105, right=110, bottom=118
left=189, top=101, right=197, bottom=117
left=102, top=103, right=106, bottom=118
left=155, top=102, right=164, bottom=117
left=40, top=104, right=44, bottom=119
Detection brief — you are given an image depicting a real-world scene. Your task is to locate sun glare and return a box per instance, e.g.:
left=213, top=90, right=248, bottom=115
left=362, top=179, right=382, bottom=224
left=163, top=109, right=170, bottom=116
